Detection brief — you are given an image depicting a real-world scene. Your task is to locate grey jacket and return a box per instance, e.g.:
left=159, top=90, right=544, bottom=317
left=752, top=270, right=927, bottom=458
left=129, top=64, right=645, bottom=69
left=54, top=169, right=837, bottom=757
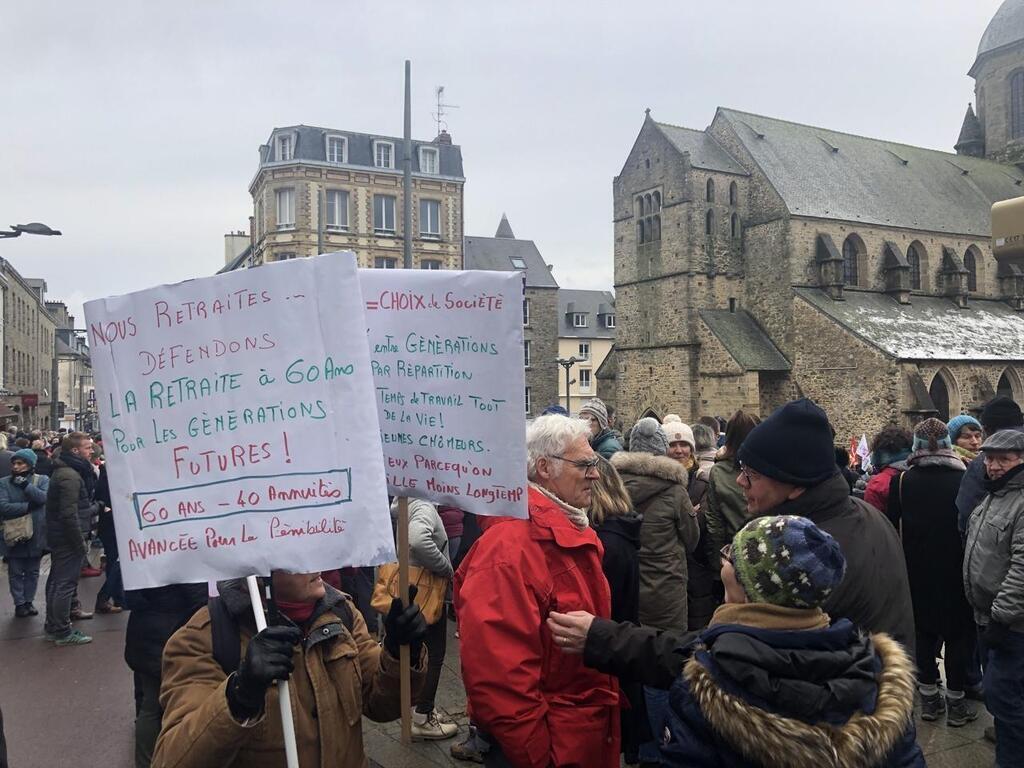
left=390, top=498, right=452, bottom=579
left=964, top=469, right=1024, bottom=631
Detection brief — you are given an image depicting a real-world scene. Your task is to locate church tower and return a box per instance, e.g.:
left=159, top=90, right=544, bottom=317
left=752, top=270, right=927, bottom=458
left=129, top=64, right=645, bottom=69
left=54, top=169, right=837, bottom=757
left=965, top=0, right=1024, bottom=165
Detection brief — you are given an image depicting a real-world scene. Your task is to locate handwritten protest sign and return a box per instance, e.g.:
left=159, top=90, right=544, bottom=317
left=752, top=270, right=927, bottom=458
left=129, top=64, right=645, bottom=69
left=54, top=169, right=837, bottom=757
left=358, top=268, right=527, bottom=518
left=85, top=253, right=394, bottom=589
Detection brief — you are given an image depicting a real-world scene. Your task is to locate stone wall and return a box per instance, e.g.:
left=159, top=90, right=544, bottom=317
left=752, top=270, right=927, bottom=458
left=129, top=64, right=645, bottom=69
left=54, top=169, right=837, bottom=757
left=974, top=43, right=1024, bottom=166
left=524, top=287, right=559, bottom=415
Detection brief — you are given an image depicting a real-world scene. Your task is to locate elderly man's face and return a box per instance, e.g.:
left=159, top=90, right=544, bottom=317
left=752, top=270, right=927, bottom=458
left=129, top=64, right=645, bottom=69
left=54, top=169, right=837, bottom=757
left=535, top=434, right=599, bottom=508
left=984, top=451, right=1024, bottom=481
left=581, top=414, right=600, bottom=437
left=737, top=463, right=804, bottom=516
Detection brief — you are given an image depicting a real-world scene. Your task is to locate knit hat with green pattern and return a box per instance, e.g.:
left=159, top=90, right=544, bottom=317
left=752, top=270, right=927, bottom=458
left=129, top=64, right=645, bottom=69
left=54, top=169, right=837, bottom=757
left=731, top=515, right=846, bottom=609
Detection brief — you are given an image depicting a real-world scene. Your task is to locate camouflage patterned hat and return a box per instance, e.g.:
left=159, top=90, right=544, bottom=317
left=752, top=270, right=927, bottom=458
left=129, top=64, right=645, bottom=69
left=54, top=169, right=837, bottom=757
left=730, top=515, right=846, bottom=609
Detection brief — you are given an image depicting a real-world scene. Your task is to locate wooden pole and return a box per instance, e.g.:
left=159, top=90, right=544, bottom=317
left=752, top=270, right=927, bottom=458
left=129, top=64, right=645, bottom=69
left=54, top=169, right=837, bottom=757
left=397, top=496, right=412, bottom=744
left=246, top=575, right=300, bottom=768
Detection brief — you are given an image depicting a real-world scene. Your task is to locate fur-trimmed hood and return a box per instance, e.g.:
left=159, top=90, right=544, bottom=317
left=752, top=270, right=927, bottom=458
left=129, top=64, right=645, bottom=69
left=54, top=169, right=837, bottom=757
left=676, top=629, right=918, bottom=768
left=611, top=451, right=689, bottom=488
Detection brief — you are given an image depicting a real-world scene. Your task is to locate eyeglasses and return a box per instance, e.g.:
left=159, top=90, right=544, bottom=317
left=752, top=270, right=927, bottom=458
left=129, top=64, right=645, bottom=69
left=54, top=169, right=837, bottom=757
left=550, top=455, right=600, bottom=471
left=720, top=543, right=733, bottom=564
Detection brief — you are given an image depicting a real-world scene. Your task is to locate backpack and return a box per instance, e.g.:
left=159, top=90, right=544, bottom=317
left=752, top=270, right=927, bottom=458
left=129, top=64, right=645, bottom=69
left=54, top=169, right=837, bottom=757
left=208, top=595, right=355, bottom=674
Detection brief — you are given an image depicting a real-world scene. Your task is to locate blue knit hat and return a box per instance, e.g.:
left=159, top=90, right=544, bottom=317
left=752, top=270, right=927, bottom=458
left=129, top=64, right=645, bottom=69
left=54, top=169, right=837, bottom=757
left=947, top=414, right=982, bottom=443
left=731, top=515, right=846, bottom=609
left=541, top=404, right=569, bottom=417
left=12, top=448, right=36, bottom=468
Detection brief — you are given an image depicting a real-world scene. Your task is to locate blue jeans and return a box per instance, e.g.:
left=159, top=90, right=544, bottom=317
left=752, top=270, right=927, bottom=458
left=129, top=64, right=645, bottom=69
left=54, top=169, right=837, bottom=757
left=982, top=626, right=1024, bottom=768
left=7, top=555, right=41, bottom=607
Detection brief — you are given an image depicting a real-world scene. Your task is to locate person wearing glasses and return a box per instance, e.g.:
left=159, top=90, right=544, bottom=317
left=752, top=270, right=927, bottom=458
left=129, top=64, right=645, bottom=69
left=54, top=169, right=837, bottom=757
left=455, top=414, right=621, bottom=768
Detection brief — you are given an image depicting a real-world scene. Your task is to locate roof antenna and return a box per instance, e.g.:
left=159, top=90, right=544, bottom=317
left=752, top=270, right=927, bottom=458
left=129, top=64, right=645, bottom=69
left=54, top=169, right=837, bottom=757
left=433, top=86, right=459, bottom=136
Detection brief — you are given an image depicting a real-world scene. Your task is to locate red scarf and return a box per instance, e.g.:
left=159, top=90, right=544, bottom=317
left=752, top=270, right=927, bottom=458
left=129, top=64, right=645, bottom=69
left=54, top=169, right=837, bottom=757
left=276, top=600, right=315, bottom=625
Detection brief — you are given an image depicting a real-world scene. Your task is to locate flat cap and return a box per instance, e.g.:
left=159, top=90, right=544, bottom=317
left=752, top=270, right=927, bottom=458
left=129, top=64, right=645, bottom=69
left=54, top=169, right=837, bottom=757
left=980, top=429, right=1024, bottom=453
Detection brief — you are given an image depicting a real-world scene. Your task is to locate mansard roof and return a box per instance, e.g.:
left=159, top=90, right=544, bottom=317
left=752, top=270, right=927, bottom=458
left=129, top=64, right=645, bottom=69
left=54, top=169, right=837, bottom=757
left=795, top=287, right=1024, bottom=361
left=558, top=289, right=616, bottom=339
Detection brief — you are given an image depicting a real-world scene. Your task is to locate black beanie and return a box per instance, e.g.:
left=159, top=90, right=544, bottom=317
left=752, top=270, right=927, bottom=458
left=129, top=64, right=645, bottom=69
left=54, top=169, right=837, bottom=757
left=980, top=395, right=1024, bottom=433
left=737, top=398, right=838, bottom=487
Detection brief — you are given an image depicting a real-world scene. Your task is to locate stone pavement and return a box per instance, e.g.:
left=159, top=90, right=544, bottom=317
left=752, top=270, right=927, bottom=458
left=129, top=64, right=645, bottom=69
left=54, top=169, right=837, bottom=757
left=0, top=553, right=999, bottom=767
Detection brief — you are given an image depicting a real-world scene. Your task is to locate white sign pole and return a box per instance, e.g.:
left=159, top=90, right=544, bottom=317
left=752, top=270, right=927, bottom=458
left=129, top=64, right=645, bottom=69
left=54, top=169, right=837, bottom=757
left=246, top=575, right=299, bottom=768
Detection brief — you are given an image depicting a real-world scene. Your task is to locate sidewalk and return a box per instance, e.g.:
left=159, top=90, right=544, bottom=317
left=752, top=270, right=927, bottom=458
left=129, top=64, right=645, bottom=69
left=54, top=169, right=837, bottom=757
left=0, top=554, right=998, bottom=767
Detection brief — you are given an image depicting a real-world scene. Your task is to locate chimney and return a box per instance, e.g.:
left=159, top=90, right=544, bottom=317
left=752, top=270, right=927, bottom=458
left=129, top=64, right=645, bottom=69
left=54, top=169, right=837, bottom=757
left=435, top=130, right=452, bottom=146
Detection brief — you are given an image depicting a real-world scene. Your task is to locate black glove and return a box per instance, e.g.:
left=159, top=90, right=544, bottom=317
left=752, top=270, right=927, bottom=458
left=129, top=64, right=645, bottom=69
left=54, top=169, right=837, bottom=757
left=11, top=474, right=27, bottom=486
left=227, top=625, right=302, bottom=719
left=985, top=620, right=1012, bottom=651
left=383, top=585, right=427, bottom=660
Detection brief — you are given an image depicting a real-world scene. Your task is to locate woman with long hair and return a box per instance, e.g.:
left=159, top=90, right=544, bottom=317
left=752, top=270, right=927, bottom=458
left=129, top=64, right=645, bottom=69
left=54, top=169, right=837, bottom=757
left=703, top=410, right=761, bottom=565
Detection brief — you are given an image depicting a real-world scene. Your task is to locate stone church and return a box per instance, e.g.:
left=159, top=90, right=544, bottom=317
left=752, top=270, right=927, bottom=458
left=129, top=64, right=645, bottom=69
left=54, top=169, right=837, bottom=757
left=605, top=0, right=1024, bottom=440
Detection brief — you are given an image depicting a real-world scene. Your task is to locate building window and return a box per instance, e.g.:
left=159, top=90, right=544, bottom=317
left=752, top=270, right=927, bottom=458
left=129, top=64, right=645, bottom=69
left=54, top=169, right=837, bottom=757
left=523, top=298, right=530, bottom=326
left=635, top=190, right=662, bottom=246
left=705, top=209, right=715, bottom=236
left=730, top=213, right=740, bottom=239
left=420, top=199, right=441, bottom=238
left=373, top=194, right=396, bottom=234
left=706, top=178, right=715, bottom=203
left=419, top=147, right=439, bottom=174
left=276, top=252, right=299, bottom=261
left=277, top=134, right=293, bottom=161
left=572, top=313, right=587, bottom=328
left=374, top=141, right=394, bottom=169
left=325, top=190, right=349, bottom=230
left=1012, top=71, right=1024, bottom=140
left=907, top=243, right=922, bottom=290
left=525, top=386, right=531, bottom=415
left=965, top=247, right=979, bottom=292
left=605, top=314, right=616, bottom=329
left=578, top=342, right=590, bottom=360
left=421, top=259, right=442, bottom=270
left=842, top=235, right=861, bottom=286
left=275, top=188, right=295, bottom=229
left=326, top=135, right=347, bottom=163
left=729, top=181, right=738, bottom=206
left=374, top=257, right=398, bottom=269
left=510, top=256, right=527, bottom=269
left=524, top=340, right=531, bottom=367
left=579, top=369, right=592, bottom=392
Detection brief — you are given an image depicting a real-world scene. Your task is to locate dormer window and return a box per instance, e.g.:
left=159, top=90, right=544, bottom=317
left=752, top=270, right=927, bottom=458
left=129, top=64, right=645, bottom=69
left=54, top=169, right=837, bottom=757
left=605, top=314, right=616, bottom=329
left=326, top=135, right=347, bottom=163
left=277, top=135, right=293, bottom=161
left=419, top=147, right=439, bottom=174
left=572, top=313, right=588, bottom=328
left=510, top=257, right=527, bottom=269
left=374, top=141, right=395, bottom=169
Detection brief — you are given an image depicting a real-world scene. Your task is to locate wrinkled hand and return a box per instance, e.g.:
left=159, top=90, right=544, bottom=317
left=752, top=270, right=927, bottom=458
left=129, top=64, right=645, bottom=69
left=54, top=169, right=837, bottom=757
left=546, top=610, right=595, bottom=655
left=383, top=585, right=427, bottom=660
left=228, top=625, right=302, bottom=718
left=985, top=620, right=1011, bottom=651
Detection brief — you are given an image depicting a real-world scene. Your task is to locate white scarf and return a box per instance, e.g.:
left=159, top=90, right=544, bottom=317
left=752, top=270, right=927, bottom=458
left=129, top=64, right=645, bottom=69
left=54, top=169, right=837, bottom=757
left=529, top=482, right=589, bottom=530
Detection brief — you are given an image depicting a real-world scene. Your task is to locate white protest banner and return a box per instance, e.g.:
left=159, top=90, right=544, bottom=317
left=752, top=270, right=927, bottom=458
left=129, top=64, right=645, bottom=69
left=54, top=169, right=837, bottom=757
left=85, top=253, right=394, bottom=589
left=358, top=267, right=527, bottom=518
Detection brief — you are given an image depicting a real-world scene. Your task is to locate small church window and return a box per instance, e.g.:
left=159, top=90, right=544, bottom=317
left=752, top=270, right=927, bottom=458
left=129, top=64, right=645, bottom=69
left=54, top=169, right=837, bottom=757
left=653, top=191, right=661, bottom=211
left=842, top=235, right=860, bottom=286
left=907, top=244, right=921, bottom=290
left=705, top=209, right=715, bottom=236
left=637, top=220, right=645, bottom=245
left=644, top=193, right=652, bottom=215
left=651, top=214, right=661, bottom=241
left=730, top=213, right=740, bottom=239
left=729, top=181, right=738, bottom=206
left=1012, top=71, right=1024, bottom=140
left=964, top=247, right=978, bottom=292
left=706, top=178, right=715, bottom=203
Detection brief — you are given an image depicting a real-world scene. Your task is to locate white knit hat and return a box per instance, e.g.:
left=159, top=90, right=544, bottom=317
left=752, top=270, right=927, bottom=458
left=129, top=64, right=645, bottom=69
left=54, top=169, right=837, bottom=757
left=662, top=417, right=695, bottom=449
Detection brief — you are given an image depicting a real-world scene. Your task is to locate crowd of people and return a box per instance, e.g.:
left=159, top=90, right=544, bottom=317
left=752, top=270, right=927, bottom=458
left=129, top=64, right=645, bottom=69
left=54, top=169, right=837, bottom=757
left=4, top=391, right=1023, bottom=767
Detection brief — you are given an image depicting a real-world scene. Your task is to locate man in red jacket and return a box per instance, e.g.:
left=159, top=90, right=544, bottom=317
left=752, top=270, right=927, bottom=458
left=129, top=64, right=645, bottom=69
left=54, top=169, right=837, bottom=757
left=455, top=414, right=621, bottom=767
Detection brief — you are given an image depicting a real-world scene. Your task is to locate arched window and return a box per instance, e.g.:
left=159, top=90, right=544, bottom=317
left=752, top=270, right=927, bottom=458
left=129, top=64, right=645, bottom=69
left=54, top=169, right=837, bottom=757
left=705, top=209, right=715, bottom=236
left=1012, top=71, right=1024, bottom=140
left=652, top=191, right=661, bottom=211
left=636, top=196, right=643, bottom=217
left=730, top=213, right=740, bottom=239
left=644, top=193, right=652, bottom=215
left=706, top=178, right=715, bottom=203
left=729, top=181, right=738, bottom=206
left=637, top=220, right=645, bottom=245
left=907, top=243, right=921, bottom=290
left=842, top=235, right=861, bottom=287
left=929, top=372, right=950, bottom=422
left=964, top=248, right=978, bottom=292
left=998, top=368, right=1023, bottom=401
left=651, top=214, right=661, bottom=241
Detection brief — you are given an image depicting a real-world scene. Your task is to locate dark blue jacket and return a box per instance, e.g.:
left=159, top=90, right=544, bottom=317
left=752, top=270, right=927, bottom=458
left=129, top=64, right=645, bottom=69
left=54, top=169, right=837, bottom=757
left=658, top=618, right=925, bottom=768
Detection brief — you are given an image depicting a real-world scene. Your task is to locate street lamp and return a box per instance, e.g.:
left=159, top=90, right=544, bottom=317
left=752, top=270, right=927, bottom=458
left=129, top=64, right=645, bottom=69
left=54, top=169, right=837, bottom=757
left=556, top=356, right=579, bottom=415
left=0, top=222, right=62, bottom=239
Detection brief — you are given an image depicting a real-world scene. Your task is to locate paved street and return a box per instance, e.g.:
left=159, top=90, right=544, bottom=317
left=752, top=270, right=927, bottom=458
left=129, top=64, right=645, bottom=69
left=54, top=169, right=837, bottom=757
left=0, top=554, right=999, bottom=767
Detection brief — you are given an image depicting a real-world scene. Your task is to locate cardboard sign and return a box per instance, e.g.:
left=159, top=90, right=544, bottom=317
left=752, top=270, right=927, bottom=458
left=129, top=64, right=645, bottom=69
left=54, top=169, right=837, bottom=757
left=359, top=268, right=527, bottom=518
left=85, top=254, right=394, bottom=589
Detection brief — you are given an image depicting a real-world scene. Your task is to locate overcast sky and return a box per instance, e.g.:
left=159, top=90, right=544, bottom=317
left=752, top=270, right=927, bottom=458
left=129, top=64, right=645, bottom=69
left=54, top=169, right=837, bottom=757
left=0, top=0, right=1006, bottom=324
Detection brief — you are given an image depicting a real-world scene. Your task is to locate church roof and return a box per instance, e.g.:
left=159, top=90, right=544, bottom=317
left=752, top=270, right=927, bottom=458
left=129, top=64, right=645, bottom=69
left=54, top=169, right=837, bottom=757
left=653, top=121, right=747, bottom=175
left=956, top=104, right=984, bottom=147
left=975, top=0, right=1024, bottom=67
left=795, top=287, right=1024, bottom=361
left=699, top=309, right=791, bottom=371
left=716, top=108, right=1024, bottom=237
left=495, top=213, right=515, bottom=238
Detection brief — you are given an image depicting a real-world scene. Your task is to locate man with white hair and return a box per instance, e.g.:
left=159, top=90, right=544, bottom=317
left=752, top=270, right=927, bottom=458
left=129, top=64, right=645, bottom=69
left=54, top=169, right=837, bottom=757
left=455, top=414, right=621, bottom=767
